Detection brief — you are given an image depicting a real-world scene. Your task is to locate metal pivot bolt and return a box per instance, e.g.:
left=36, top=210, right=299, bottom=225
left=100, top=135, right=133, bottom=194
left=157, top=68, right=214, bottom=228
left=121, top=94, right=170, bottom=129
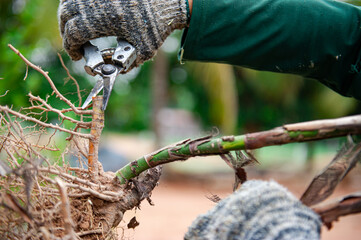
left=81, top=38, right=137, bottom=110
left=101, top=64, right=116, bottom=75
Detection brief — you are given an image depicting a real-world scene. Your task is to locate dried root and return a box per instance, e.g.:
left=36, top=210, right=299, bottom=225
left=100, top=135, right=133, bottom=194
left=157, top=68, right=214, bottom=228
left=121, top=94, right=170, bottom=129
left=0, top=45, right=161, bottom=239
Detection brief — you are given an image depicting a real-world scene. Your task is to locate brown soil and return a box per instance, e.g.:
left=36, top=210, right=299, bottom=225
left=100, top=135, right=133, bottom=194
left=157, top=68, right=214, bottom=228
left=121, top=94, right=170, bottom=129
left=120, top=170, right=361, bottom=240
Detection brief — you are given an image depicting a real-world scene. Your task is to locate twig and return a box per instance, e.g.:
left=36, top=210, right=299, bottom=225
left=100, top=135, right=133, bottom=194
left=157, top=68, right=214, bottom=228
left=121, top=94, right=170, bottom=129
left=0, top=106, right=92, bottom=139
left=61, top=107, right=92, bottom=115
left=28, top=94, right=91, bottom=128
left=70, top=184, right=119, bottom=201
left=55, top=178, right=77, bottom=239
left=39, top=227, right=52, bottom=240
left=68, top=192, right=91, bottom=198
left=71, top=137, right=88, bottom=158
left=32, top=144, right=59, bottom=152
left=67, top=167, right=88, bottom=173
left=8, top=44, right=87, bottom=115
left=77, top=229, right=103, bottom=237
left=3, top=134, right=59, bottom=152
left=115, top=114, right=361, bottom=184
left=23, top=65, right=29, bottom=81
left=5, top=111, right=33, bottom=160
left=4, top=147, right=21, bottom=168
left=312, top=191, right=361, bottom=229
left=2, top=193, right=33, bottom=224
left=40, top=175, right=119, bottom=202
left=0, top=90, right=9, bottom=98
left=57, top=53, right=82, bottom=107
left=4, top=111, right=54, bottom=169
left=38, top=167, right=105, bottom=190
left=0, top=131, right=11, bottom=153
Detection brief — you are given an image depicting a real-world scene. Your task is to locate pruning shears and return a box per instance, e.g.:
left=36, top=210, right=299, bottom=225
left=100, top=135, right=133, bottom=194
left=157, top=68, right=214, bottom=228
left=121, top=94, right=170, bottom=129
left=81, top=39, right=137, bottom=110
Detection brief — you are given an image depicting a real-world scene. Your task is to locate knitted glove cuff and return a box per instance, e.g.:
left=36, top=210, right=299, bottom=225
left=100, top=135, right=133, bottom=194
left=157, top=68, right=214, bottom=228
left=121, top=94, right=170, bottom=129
left=185, top=180, right=321, bottom=240
left=58, top=0, right=188, bottom=65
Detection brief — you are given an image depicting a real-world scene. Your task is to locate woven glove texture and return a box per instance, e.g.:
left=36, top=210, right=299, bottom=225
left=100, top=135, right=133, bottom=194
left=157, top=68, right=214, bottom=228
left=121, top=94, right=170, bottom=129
left=58, top=0, right=188, bottom=65
left=185, top=180, right=321, bottom=240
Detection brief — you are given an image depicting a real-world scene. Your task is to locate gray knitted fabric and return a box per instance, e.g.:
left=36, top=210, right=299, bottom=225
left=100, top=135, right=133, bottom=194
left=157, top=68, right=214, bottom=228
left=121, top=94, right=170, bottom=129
left=185, top=180, right=321, bottom=240
left=58, top=0, right=188, bottom=66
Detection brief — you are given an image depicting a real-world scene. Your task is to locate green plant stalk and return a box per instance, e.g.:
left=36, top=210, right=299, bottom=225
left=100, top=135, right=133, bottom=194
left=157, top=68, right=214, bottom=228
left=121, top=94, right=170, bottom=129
left=115, top=115, right=361, bottom=184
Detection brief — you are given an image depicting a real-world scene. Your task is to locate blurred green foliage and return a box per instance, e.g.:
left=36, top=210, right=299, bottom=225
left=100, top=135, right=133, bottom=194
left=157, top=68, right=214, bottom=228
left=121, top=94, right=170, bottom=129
left=0, top=0, right=360, bottom=137
left=0, top=0, right=73, bottom=114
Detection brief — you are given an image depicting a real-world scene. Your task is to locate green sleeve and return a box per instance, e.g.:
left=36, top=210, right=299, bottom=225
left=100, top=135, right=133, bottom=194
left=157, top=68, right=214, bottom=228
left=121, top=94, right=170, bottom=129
left=179, top=0, right=361, bottom=99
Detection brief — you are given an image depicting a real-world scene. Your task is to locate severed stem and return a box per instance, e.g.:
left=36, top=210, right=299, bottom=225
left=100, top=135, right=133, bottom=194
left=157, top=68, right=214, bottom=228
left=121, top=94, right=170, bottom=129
left=88, top=96, right=104, bottom=180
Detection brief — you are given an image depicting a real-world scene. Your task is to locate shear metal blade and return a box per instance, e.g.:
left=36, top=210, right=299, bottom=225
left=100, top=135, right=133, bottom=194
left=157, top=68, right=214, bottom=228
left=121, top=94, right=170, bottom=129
left=81, top=76, right=104, bottom=109
left=101, top=69, right=119, bottom=111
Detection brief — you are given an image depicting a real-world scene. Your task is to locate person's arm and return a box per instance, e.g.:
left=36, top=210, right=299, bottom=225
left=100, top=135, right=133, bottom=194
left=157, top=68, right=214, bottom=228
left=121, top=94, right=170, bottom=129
left=58, top=0, right=189, bottom=68
left=180, top=0, right=361, bottom=100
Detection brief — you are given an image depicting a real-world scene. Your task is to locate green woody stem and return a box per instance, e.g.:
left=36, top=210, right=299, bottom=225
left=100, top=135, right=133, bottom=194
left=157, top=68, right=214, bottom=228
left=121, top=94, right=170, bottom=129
left=115, top=114, right=361, bottom=184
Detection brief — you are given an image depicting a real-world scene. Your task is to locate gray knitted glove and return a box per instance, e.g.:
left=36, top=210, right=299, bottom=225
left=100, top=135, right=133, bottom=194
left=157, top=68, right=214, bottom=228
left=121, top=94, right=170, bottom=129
left=58, top=0, right=188, bottom=66
left=185, top=180, right=321, bottom=240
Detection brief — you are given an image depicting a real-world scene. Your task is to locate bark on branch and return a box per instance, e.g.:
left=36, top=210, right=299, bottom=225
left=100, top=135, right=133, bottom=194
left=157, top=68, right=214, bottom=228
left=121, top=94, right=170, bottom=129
left=115, top=114, right=361, bottom=184
left=312, top=191, right=361, bottom=229
left=88, top=96, right=104, bottom=180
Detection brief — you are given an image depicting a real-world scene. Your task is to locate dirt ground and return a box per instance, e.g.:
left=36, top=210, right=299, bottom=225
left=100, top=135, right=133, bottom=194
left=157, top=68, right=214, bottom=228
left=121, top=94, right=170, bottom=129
left=106, top=134, right=361, bottom=239
left=119, top=169, right=361, bottom=240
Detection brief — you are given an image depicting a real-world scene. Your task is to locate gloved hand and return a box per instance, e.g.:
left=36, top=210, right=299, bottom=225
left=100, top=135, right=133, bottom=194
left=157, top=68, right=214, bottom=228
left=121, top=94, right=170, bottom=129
left=58, top=0, right=189, bottom=66
left=185, top=180, right=321, bottom=240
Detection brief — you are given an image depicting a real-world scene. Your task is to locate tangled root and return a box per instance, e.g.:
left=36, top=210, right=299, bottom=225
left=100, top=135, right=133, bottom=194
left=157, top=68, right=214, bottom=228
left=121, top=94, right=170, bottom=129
left=0, top=165, right=161, bottom=239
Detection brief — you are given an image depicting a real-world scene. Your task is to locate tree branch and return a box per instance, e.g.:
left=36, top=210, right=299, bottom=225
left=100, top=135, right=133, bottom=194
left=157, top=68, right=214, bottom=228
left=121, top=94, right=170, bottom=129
left=312, top=191, right=361, bottom=229
left=301, top=140, right=361, bottom=206
left=115, top=114, right=361, bottom=184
